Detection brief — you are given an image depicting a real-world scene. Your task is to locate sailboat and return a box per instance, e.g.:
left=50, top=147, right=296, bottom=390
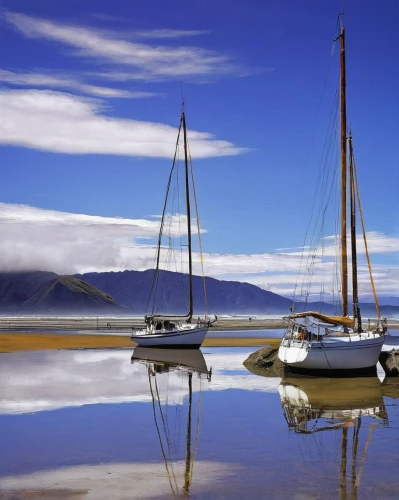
left=131, top=108, right=216, bottom=348
left=131, top=347, right=211, bottom=496
left=278, top=25, right=387, bottom=372
left=278, top=376, right=388, bottom=498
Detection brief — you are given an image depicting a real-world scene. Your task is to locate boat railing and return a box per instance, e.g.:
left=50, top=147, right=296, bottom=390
left=283, top=316, right=362, bottom=340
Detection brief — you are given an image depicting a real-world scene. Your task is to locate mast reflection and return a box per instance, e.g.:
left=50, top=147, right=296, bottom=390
left=131, top=348, right=211, bottom=496
left=278, top=376, right=388, bottom=499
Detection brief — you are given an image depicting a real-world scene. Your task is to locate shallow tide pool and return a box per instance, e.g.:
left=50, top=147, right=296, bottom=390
left=0, top=347, right=398, bottom=499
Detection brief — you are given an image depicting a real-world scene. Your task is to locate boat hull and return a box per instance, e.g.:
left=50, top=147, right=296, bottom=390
left=131, top=347, right=209, bottom=374
left=131, top=326, right=208, bottom=348
left=278, top=333, right=385, bottom=371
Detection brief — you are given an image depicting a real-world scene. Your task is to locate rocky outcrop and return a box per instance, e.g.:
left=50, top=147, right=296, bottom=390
left=243, top=345, right=286, bottom=377
left=379, top=350, right=399, bottom=377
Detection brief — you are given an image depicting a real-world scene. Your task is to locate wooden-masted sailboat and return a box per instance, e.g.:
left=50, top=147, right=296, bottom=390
left=131, top=108, right=215, bottom=348
left=131, top=347, right=211, bottom=496
left=278, top=25, right=387, bottom=372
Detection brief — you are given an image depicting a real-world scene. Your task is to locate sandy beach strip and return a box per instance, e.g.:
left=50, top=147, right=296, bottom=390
left=0, top=333, right=281, bottom=353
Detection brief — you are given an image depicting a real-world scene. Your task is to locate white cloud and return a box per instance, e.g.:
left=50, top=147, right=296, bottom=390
left=0, top=88, right=246, bottom=158
left=0, top=69, right=159, bottom=98
left=0, top=203, right=198, bottom=274
left=5, top=12, right=249, bottom=81
left=134, top=29, right=213, bottom=39
left=287, top=232, right=399, bottom=257
left=0, top=203, right=397, bottom=298
left=0, top=203, right=302, bottom=276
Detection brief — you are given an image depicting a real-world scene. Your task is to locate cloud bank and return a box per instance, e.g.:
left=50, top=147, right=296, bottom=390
left=0, top=203, right=397, bottom=297
left=0, top=88, right=246, bottom=158
left=0, top=69, right=159, bottom=99
left=5, top=12, right=250, bottom=82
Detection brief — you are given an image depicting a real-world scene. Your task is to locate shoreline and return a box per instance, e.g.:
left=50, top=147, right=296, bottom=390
left=1, top=316, right=397, bottom=333
left=0, top=333, right=281, bottom=353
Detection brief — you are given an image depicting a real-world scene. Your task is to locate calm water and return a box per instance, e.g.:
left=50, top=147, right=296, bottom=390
left=0, top=347, right=398, bottom=499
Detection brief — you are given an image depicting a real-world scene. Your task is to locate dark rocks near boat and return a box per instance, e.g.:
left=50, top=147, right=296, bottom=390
left=243, top=345, right=286, bottom=377
left=379, top=350, right=399, bottom=377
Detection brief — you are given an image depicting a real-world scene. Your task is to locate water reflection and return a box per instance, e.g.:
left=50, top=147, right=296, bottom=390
left=131, top=348, right=212, bottom=496
left=278, top=376, right=388, bottom=499
left=0, top=348, right=278, bottom=414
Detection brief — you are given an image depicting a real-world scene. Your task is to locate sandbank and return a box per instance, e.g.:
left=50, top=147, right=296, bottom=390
left=0, top=333, right=281, bottom=353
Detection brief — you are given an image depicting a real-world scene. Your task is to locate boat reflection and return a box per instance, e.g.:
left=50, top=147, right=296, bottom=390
left=278, top=376, right=388, bottom=499
left=131, top=347, right=211, bottom=496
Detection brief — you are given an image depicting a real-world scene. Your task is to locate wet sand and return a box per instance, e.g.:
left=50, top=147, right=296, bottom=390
left=0, top=333, right=281, bottom=353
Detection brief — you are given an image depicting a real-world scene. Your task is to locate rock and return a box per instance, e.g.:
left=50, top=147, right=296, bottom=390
left=379, top=350, right=399, bottom=377
left=243, top=345, right=286, bottom=378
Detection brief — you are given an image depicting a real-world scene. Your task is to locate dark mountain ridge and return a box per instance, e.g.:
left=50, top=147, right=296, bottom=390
left=76, top=269, right=399, bottom=317
left=0, top=272, right=127, bottom=313
left=1, top=269, right=397, bottom=317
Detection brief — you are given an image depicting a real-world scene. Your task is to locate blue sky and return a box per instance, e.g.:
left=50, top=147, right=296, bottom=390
left=0, top=0, right=398, bottom=299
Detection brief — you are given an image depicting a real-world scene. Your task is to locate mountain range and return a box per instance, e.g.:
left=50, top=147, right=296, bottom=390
left=0, top=272, right=127, bottom=313
left=0, top=269, right=397, bottom=317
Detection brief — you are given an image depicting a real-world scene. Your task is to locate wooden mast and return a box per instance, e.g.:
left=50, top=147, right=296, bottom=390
left=183, top=372, right=193, bottom=496
left=349, top=136, right=361, bottom=331
left=182, top=112, right=193, bottom=322
left=339, top=27, right=348, bottom=317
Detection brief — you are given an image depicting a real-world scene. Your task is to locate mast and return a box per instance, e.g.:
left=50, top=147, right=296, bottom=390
left=339, top=26, right=348, bottom=317
left=349, top=135, right=361, bottom=331
left=340, top=427, right=348, bottom=500
left=182, top=112, right=193, bottom=322
left=183, top=372, right=193, bottom=496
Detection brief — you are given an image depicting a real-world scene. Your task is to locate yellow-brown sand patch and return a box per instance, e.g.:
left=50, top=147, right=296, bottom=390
left=0, top=333, right=281, bottom=353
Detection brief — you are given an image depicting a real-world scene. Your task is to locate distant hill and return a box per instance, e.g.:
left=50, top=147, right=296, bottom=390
left=0, top=271, right=58, bottom=309
left=1, top=269, right=398, bottom=317
left=76, top=269, right=298, bottom=315
left=0, top=272, right=127, bottom=313
left=77, top=269, right=399, bottom=317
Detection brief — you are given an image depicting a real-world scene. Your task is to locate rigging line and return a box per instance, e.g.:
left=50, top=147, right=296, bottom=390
left=154, top=371, right=174, bottom=458
left=147, top=117, right=183, bottom=315
left=302, top=133, right=340, bottom=307
left=298, top=87, right=339, bottom=302
left=354, top=423, right=378, bottom=490
left=148, top=370, right=176, bottom=496
left=187, top=141, right=209, bottom=317
left=352, top=148, right=381, bottom=319
left=291, top=36, right=339, bottom=306
left=301, top=85, right=339, bottom=303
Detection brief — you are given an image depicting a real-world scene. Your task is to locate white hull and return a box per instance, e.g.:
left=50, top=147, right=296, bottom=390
left=131, top=326, right=208, bottom=348
left=131, top=347, right=209, bottom=374
left=278, top=332, right=385, bottom=371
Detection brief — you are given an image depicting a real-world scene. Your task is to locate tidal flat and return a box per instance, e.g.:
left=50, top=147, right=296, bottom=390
left=0, top=344, right=398, bottom=499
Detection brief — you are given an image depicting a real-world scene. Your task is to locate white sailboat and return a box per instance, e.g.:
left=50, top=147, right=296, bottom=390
left=278, top=24, right=387, bottom=372
left=131, top=108, right=216, bottom=348
left=131, top=347, right=211, bottom=496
